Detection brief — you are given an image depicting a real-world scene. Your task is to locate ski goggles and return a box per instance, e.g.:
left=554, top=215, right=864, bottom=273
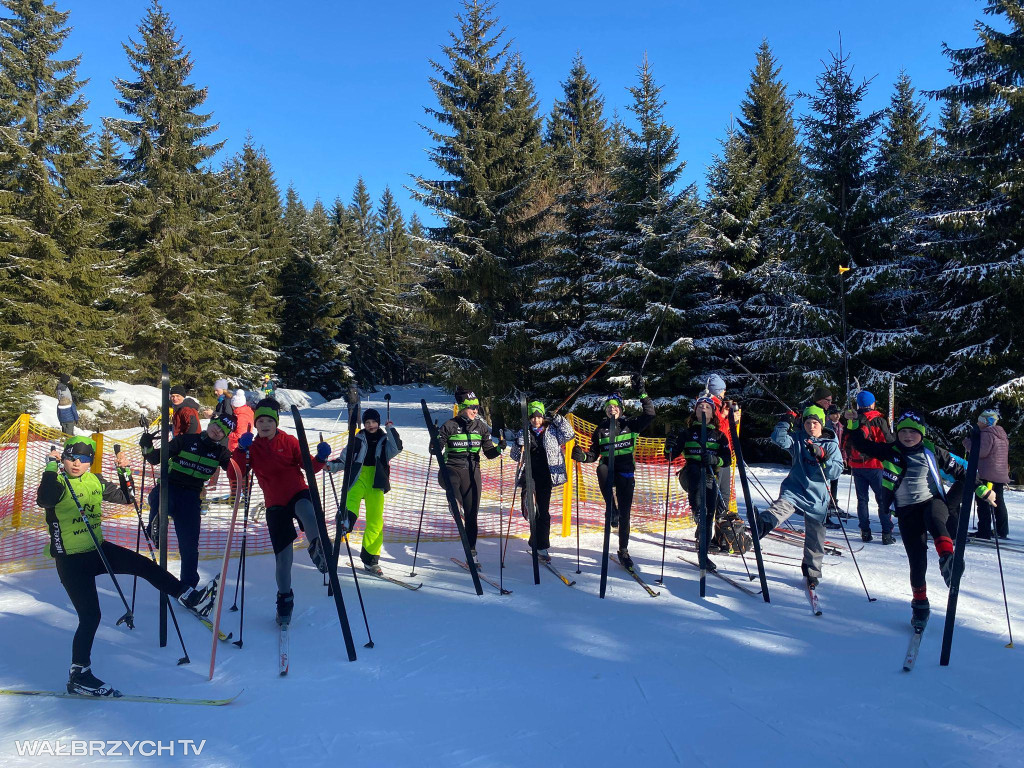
left=62, top=451, right=93, bottom=464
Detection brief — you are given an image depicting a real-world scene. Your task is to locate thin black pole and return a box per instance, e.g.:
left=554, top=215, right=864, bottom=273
left=325, top=462, right=374, bottom=649
left=655, top=450, right=672, bottom=585
left=410, top=454, right=432, bottom=577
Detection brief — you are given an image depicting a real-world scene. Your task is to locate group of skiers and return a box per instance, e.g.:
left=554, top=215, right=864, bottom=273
left=34, top=373, right=1012, bottom=697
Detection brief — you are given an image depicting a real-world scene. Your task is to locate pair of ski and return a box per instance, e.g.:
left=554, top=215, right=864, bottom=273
left=677, top=555, right=761, bottom=597
left=0, top=688, right=242, bottom=706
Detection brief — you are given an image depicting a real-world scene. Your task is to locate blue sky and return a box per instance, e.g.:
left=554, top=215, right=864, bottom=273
left=65, top=0, right=985, bottom=224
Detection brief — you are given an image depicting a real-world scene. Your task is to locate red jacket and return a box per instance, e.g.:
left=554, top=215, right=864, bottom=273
left=229, top=404, right=254, bottom=452
left=842, top=408, right=892, bottom=470
left=232, top=429, right=325, bottom=508
left=172, top=400, right=201, bottom=436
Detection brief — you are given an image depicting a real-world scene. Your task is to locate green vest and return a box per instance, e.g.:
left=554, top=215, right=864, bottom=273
left=45, top=464, right=104, bottom=556
left=445, top=432, right=483, bottom=458
left=598, top=431, right=638, bottom=458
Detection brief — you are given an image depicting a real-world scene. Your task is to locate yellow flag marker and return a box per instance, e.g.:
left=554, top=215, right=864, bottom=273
left=839, top=265, right=851, bottom=274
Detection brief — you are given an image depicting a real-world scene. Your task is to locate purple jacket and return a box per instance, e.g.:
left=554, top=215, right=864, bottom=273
left=964, top=425, right=1010, bottom=484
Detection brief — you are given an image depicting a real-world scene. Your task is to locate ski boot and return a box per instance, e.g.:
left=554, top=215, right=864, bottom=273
left=939, top=553, right=954, bottom=587
left=308, top=538, right=329, bottom=574
left=755, top=511, right=778, bottom=540
left=178, top=576, right=218, bottom=616
left=617, top=548, right=634, bottom=569
left=802, top=564, right=819, bottom=590
left=911, top=598, right=930, bottom=629
left=276, top=590, right=294, bottom=626
left=470, top=549, right=482, bottom=570
left=881, top=533, right=896, bottom=545
left=861, top=530, right=874, bottom=543
left=364, top=561, right=384, bottom=577
left=825, top=517, right=842, bottom=530
left=536, top=548, right=551, bottom=563
left=67, top=664, right=121, bottom=697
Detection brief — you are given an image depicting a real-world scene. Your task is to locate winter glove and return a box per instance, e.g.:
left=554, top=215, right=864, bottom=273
left=237, top=432, right=254, bottom=451
left=315, top=441, right=332, bottom=462
left=976, top=484, right=997, bottom=506
left=664, top=433, right=679, bottom=453
left=571, top=445, right=588, bottom=463
left=326, top=459, right=343, bottom=475
left=147, top=513, right=161, bottom=547
left=496, top=434, right=507, bottom=452
left=701, top=450, right=719, bottom=467
left=139, top=431, right=154, bottom=453
left=516, top=433, right=525, bottom=448
left=780, top=411, right=797, bottom=427
left=805, top=440, right=827, bottom=463
left=631, top=373, right=646, bottom=395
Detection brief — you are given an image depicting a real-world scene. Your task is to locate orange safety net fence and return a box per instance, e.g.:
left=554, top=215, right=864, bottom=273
left=0, top=413, right=704, bottom=575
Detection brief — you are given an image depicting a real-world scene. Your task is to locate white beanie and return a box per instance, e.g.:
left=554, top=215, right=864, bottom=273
left=231, top=389, right=246, bottom=408
left=215, top=378, right=229, bottom=391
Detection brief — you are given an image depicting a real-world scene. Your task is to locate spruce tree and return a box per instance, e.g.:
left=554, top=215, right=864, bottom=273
left=277, top=200, right=348, bottom=396
left=736, top=39, right=800, bottom=210
left=106, top=0, right=231, bottom=385
left=375, top=187, right=415, bottom=382
left=412, top=1, right=543, bottom=399
left=0, top=0, right=110, bottom=384
left=920, top=1, right=1024, bottom=432
left=545, top=52, right=611, bottom=176
left=223, top=137, right=288, bottom=382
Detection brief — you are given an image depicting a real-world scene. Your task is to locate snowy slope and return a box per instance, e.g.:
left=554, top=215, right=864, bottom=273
left=2, top=385, right=1022, bottom=767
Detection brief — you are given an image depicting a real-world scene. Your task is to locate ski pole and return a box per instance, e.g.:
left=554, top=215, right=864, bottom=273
left=814, top=454, right=875, bottom=602
left=232, top=468, right=253, bottom=649
left=640, top=279, right=683, bottom=373
left=384, top=393, right=391, bottom=423
left=55, top=449, right=134, bottom=629
left=656, top=446, right=673, bottom=585
left=574, top=459, right=582, bottom=574
left=130, top=456, right=146, bottom=613
left=500, top=450, right=525, bottom=569
left=324, top=466, right=374, bottom=648
left=551, top=342, right=628, bottom=416
left=410, top=454, right=432, bottom=577
left=112, top=446, right=190, bottom=664
left=729, top=356, right=797, bottom=414
left=988, top=504, right=1015, bottom=648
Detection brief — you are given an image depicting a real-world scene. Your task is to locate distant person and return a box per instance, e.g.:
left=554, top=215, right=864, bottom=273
left=842, top=391, right=895, bottom=544
left=229, top=390, right=254, bottom=452
left=201, top=379, right=234, bottom=419
left=825, top=405, right=846, bottom=528
left=170, top=386, right=201, bottom=436
left=965, top=409, right=1011, bottom=540
left=260, top=374, right=276, bottom=400
left=56, top=374, right=79, bottom=436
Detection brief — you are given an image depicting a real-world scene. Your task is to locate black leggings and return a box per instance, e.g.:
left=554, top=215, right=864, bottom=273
left=976, top=482, right=1009, bottom=538
left=597, top=464, right=635, bottom=550
left=55, top=542, right=184, bottom=666
left=679, top=465, right=727, bottom=536
left=521, top=472, right=554, bottom=551
left=896, top=498, right=955, bottom=595
left=442, top=462, right=482, bottom=549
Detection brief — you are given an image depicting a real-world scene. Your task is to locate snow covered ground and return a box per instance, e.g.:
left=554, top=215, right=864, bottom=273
left=3, top=384, right=1023, bottom=767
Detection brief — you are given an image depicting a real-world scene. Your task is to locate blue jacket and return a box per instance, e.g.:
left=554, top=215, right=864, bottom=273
left=771, top=421, right=843, bottom=522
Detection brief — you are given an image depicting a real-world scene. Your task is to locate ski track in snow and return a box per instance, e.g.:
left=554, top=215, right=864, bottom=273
left=3, top=383, right=1023, bottom=766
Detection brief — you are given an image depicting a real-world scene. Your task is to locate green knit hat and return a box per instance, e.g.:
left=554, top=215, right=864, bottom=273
left=62, top=435, right=96, bottom=460
left=895, top=411, right=927, bottom=437
left=802, top=405, right=826, bottom=425
left=253, top=397, right=280, bottom=424
left=528, top=400, right=545, bottom=417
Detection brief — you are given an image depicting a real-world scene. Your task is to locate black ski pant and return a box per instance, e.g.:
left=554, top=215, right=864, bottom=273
left=679, top=464, right=727, bottom=541
left=444, top=461, right=482, bottom=549
left=976, top=482, right=1009, bottom=539
left=896, top=497, right=955, bottom=599
left=54, top=541, right=185, bottom=666
left=521, top=472, right=553, bottom=551
left=148, top=483, right=203, bottom=588
left=596, top=465, right=634, bottom=551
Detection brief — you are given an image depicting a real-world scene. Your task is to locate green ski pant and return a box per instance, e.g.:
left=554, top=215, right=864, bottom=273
left=347, top=465, right=384, bottom=562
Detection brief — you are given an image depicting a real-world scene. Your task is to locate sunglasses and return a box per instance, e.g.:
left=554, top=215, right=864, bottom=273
left=64, top=454, right=93, bottom=464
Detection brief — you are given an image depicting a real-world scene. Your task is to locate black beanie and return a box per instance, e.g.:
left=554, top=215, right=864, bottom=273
left=811, top=386, right=832, bottom=402
left=454, top=386, right=474, bottom=403
left=170, top=385, right=187, bottom=397
left=58, top=373, right=70, bottom=385
left=363, top=408, right=382, bottom=423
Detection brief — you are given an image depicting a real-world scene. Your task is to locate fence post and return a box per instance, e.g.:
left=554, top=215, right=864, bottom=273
left=561, top=440, right=574, bottom=536
left=12, top=414, right=31, bottom=528
left=91, top=431, right=104, bottom=476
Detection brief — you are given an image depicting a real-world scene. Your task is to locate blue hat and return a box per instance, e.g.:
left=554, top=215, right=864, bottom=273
left=856, top=391, right=875, bottom=409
